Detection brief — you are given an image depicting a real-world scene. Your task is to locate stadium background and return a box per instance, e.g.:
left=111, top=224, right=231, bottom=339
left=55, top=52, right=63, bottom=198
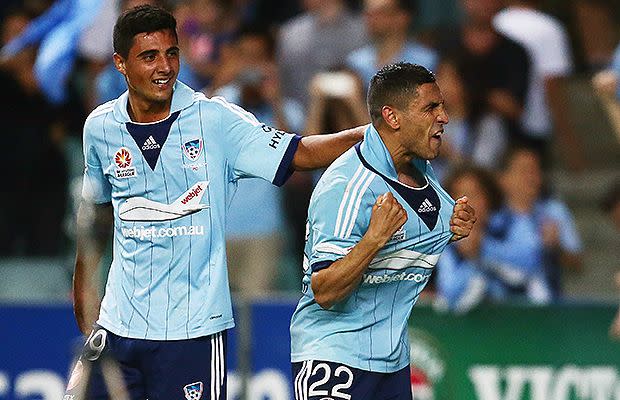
left=0, top=0, right=619, bottom=399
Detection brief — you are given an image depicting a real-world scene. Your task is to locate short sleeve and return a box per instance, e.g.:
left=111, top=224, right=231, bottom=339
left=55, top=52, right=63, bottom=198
left=81, top=120, right=112, bottom=204
left=214, top=97, right=301, bottom=186
left=308, top=175, right=372, bottom=271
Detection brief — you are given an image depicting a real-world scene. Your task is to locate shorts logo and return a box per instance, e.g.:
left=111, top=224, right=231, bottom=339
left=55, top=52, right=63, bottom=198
left=182, top=139, right=203, bottom=161
left=183, top=381, right=203, bottom=400
left=114, top=147, right=137, bottom=179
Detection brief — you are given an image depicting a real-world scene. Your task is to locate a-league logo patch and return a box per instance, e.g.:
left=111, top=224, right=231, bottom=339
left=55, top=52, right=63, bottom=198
left=114, top=147, right=137, bottom=179
left=182, top=139, right=203, bottom=161
left=183, top=381, right=203, bottom=400
left=115, top=147, right=132, bottom=168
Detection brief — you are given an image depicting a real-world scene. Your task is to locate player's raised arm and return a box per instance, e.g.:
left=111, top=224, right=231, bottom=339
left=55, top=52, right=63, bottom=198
left=73, top=201, right=113, bottom=335
left=291, top=125, right=367, bottom=171
left=311, top=192, right=407, bottom=309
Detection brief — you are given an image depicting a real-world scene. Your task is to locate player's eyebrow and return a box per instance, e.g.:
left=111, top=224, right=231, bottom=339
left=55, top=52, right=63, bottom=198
left=424, top=100, right=443, bottom=111
left=137, top=46, right=179, bottom=58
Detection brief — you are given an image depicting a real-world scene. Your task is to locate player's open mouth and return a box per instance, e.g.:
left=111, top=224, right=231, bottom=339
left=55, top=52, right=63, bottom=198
left=154, top=78, right=171, bottom=86
left=431, top=130, right=443, bottom=139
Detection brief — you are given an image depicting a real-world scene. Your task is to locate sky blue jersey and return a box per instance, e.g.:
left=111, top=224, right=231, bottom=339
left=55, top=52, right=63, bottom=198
left=81, top=81, right=300, bottom=340
left=290, top=125, right=455, bottom=373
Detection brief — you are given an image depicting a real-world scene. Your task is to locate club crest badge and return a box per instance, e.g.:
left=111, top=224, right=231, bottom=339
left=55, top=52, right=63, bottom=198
left=114, top=147, right=137, bottom=179
left=183, top=381, right=204, bottom=400
left=182, top=139, right=203, bottom=161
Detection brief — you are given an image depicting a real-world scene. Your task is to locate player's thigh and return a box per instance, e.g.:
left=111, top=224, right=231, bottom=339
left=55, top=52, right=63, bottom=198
left=292, top=360, right=380, bottom=400
left=145, top=331, right=227, bottom=400
left=64, top=327, right=146, bottom=400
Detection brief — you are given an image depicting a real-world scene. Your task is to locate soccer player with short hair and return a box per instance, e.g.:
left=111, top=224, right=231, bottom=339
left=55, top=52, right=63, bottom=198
left=65, top=4, right=364, bottom=399
left=290, top=62, right=476, bottom=399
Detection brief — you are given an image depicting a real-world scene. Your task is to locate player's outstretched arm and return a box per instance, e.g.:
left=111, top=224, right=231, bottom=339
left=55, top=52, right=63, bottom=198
left=311, top=192, right=407, bottom=309
left=291, top=125, right=367, bottom=171
left=449, top=196, right=477, bottom=242
left=73, top=201, right=113, bottom=335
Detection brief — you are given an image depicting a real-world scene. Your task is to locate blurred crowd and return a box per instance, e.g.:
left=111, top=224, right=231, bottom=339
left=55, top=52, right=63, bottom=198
left=0, top=0, right=618, bottom=309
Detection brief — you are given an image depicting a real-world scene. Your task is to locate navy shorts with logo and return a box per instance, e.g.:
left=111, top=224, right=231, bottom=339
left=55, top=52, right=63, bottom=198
left=64, top=326, right=226, bottom=400
left=292, top=360, right=413, bottom=400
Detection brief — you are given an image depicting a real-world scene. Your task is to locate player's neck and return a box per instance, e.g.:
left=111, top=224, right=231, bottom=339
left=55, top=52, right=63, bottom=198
left=127, top=97, right=171, bottom=123
left=396, top=163, right=425, bottom=188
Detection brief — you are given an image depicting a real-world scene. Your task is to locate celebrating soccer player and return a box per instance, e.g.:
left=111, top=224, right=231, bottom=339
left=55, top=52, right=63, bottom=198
left=65, top=4, right=364, bottom=399
left=290, top=62, right=476, bottom=400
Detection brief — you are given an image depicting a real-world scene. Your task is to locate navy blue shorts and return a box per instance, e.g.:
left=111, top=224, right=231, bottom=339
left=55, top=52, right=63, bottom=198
left=292, top=360, right=413, bottom=400
left=64, top=326, right=226, bottom=400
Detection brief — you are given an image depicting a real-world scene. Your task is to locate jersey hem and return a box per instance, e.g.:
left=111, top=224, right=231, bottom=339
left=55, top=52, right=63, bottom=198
left=97, top=318, right=235, bottom=341
left=290, top=352, right=409, bottom=373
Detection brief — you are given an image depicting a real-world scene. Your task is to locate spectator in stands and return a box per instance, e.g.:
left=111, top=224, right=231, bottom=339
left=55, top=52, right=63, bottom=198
left=485, top=144, right=583, bottom=303
left=493, top=0, right=586, bottom=171
left=212, top=27, right=306, bottom=297
left=0, top=5, right=68, bottom=256
left=437, top=0, right=530, bottom=171
left=434, top=164, right=503, bottom=313
left=276, top=0, right=367, bottom=107
left=346, top=0, right=439, bottom=90
left=174, top=0, right=240, bottom=91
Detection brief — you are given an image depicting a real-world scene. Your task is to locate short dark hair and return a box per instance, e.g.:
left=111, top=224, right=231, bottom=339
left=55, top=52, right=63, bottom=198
left=113, top=4, right=177, bottom=58
left=367, top=62, right=436, bottom=125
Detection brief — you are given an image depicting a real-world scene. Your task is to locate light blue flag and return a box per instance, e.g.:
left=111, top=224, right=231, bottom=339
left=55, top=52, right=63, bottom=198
left=1, top=0, right=104, bottom=104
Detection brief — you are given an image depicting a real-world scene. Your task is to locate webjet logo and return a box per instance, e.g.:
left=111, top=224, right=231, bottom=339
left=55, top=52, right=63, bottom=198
left=363, top=271, right=431, bottom=285
left=119, top=181, right=209, bottom=221
left=122, top=225, right=205, bottom=240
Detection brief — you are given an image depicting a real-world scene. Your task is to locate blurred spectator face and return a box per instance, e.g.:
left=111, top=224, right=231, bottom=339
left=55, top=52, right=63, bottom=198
left=452, top=173, right=492, bottom=222
left=364, top=0, right=410, bottom=39
left=435, top=61, right=466, bottom=113
left=502, top=148, right=543, bottom=206
left=235, top=33, right=279, bottom=105
left=461, top=0, right=501, bottom=23
left=237, top=34, right=272, bottom=67
left=463, top=21, right=498, bottom=55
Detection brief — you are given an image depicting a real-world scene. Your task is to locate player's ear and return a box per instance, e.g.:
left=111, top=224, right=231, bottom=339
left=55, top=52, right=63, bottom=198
left=381, top=106, right=399, bottom=130
left=113, top=53, right=126, bottom=74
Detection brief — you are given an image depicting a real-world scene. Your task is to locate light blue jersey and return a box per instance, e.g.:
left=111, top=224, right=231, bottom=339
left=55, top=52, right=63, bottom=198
left=81, top=81, right=300, bottom=340
left=290, top=125, right=454, bottom=373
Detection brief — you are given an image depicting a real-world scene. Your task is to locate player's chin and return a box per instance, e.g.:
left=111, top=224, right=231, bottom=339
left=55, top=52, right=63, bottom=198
left=426, top=147, right=440, bottom=160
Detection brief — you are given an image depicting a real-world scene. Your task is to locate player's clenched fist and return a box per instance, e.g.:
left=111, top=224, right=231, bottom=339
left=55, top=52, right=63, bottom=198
left=450, top=196, right=476, bottom=241
left=367, top=192, right=408, bottom=248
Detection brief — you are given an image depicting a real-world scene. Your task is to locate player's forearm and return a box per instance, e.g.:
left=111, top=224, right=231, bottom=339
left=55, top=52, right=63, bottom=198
left=311, top=235, right=384, bottom=309
left=73, top=256, right=102, bottom=335
left=72, top=202, right=112, bottom=334
left=292, top=125, right=366, bottom=170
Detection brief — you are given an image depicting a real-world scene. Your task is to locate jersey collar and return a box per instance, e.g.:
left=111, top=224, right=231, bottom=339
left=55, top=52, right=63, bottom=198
left=113, top=80, right=196, bottom=123
left=359, top=124, right=429, bottom=181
